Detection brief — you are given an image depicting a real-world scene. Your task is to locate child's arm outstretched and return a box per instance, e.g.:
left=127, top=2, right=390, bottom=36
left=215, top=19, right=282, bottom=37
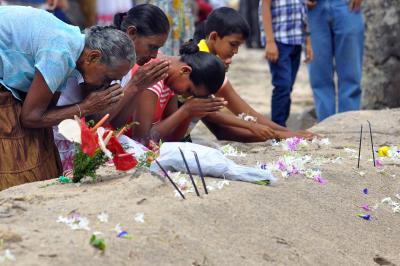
left=215, top=80, right=289, bottom=132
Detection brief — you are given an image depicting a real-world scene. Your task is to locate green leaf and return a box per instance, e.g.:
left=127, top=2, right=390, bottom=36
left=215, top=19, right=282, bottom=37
left=72, top=145, right=107, bottom=183
left=90, top=234, right=106, bottom=251
left=254, top=180, right=270, bottom=186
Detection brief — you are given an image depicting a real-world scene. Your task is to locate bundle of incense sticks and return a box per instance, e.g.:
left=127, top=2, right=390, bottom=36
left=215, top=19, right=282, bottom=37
left=357, top=121, right=376, bottom=168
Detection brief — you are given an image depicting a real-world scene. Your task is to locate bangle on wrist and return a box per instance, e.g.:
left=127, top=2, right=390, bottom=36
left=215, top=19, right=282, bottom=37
left=75, top=103, right=82, bottom=118
left=304, top=31, right=311, bottom=36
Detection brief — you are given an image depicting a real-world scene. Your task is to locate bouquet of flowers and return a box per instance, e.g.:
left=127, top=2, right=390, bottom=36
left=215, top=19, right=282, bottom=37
left=58, top=115, right=138, bottom=183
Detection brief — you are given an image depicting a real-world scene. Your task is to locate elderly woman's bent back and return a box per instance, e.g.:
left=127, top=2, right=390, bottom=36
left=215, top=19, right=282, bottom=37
left=0, top=6, right=135, bottom=190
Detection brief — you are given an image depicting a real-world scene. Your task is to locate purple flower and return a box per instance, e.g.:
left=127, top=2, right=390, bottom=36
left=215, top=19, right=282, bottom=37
left=361, top=204, right=370, bottom=211
left=375, top=160, right=383, bottom=167
left=290, top=165, right=300, bottom=175
left=117, top=231, right=132, bottom=239
left=276, top=160, right=286, bottom=171
left=363, top=188, right=368, bottom=195
left=287, top=137, right=302, bottom=151
left=357, top=214, right=371, bottom=221
left=314, top=175, right=327, bottom=185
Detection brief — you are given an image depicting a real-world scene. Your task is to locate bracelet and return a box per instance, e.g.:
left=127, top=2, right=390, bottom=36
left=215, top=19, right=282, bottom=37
left=75, top=103, right=82, bottom=118
left=304, top=31, right=311, bottom=36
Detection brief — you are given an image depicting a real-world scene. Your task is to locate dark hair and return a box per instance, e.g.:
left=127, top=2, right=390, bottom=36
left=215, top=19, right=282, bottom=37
left=113, top=4, right=170, bottom=36
left=179, top=40, right=225, bottom=94
left=193, top=21, right=206, bottom=43
left=205, top=7, right=250, bottom=39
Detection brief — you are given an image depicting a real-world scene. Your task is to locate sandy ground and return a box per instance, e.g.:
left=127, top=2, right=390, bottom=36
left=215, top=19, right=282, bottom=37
left=1, top=49, right=400, bottom=266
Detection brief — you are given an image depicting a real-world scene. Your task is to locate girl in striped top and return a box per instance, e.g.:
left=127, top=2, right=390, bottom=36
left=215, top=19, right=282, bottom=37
left=131, top=41, right=227, bottom=145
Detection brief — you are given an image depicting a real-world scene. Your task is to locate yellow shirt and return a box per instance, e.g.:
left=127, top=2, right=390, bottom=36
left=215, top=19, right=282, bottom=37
left=197, top=39, right=210, bottom=53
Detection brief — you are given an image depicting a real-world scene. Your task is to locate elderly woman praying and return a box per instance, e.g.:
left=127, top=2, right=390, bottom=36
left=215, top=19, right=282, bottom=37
left=0, top=6, right=135, bottom=190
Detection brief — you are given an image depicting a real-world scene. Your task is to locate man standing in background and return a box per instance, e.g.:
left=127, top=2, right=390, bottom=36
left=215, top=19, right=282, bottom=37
left=307, top=0, right=364, bottom=121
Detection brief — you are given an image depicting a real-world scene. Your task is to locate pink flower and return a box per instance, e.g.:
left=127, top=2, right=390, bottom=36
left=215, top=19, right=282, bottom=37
left=361, top=204, right=370, bottom=211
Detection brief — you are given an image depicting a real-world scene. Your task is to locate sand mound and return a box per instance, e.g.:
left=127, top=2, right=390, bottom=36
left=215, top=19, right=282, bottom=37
left=1, top=109, right=400, bottom=265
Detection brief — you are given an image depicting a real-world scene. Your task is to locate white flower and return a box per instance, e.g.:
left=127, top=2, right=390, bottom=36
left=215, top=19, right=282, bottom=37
left=332, top=157, right=343, bottom=164
left=97, top=212, right=109, bottom=223
left=134, top=213, right=145, bottom=224
left=58, top=119, right=81, bottom=143
left=57, top=214, right=90, bottom=231
left=312, top=137, right=331, bottom=145
left=393, top=205, right=400, bottom=213
left=93, top=231, right=104, bottom=236
left=217, top=180, right=230, bottom=190
left=0, top=249, right=16, bottom=262
left=381, top=197, right=392, bottom=204
left=220, top=144, right=246, bottom=157
left=97, top=127, right=113, bottom=159
left=4, top=250, right=16, bottom=261
left=238, top=112, right=257, bottom=122
left=344, top=148, right=357, bottom=154
left=112, top=223, right=122, bottom=233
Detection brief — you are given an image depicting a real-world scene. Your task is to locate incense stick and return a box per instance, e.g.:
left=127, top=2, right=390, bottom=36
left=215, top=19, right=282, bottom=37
left=91, top=114, right=110, bottom=132
left=192, top=151, right=208, bottom=194
left=367, top=120, right=376, bottom=167
left=358, top=124, right=363, bottom=168
left=116, top=126, right=127, bottom=138
left=178, top=148, right=200, bottom=197
left=155, top=160, right=185, bottom=199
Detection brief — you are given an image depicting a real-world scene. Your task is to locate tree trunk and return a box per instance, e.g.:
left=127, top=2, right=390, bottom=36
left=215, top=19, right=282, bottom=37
left=362, top=0, right=400, bottom=109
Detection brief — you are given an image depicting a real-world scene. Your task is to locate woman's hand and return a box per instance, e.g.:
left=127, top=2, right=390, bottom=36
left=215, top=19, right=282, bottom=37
left=81, top=83, right=124, bottom=115
left=127, top=59, right=170, bottom=93
left=247, top=123, right=277, bottom=140
left=181, top=97, right=227, bottom=118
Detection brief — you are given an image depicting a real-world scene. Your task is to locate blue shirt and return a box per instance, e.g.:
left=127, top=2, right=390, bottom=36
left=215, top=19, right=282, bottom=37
left=0, top=6, right=85, bottom=100
left=259, top=0, right=308, bottom=46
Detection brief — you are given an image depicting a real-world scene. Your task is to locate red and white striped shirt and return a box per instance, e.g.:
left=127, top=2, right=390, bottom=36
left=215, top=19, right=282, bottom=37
left=128, top=61, right=174, bottom=124
left=146, top=79, right=174, bottom=123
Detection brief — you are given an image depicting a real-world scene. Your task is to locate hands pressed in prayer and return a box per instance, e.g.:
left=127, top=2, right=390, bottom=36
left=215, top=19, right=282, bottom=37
left=81, top=83, right=124, bottom=114
left=181, top=97, right=227, bottom=118
left=128, top=59, right=170, bottom=93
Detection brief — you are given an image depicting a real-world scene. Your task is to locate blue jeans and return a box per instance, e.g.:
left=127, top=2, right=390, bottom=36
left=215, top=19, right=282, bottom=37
left=308, top=0, right=364, bottom=121
left=269, top=42, right=302, bottom=127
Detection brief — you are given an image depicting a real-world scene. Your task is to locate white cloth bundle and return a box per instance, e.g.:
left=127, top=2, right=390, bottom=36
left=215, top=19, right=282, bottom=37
left=150, top=142, right=276, bottom=184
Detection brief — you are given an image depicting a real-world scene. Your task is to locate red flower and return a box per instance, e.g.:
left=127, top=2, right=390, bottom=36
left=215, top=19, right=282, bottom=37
left=80, top=117, right=99, bottom=157
left=106, top=134, right=138, bottom=171
left=113, top=153, right=138, bottom=171
left=106, top=135, right=125, bottom=155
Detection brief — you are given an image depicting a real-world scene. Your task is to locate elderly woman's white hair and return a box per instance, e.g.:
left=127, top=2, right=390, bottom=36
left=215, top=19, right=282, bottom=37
left=84, top=25, right=136, bottom=68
